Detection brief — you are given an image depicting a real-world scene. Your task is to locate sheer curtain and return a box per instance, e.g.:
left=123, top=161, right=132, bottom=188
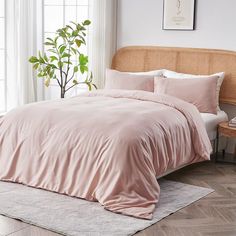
left=4, top=0, right=117, bottom=111
left=5, top=0, right=44, bottom=111
left=89, top=0, right=118, bottom=89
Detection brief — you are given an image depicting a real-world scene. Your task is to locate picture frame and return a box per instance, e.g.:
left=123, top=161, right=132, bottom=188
left=162, top=0, right=196, bottom=30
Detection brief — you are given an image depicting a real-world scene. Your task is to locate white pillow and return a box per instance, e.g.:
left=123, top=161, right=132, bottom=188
left=128, top=69, right=164, bottom=76
left=162, top=69, right=225, bottom=111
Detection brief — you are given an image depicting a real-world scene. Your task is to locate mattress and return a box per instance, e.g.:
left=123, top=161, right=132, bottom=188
left=201, top=110, right=228, bottom=141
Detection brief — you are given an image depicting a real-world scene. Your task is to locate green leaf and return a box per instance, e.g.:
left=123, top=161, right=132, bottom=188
left=74, top=66, right=78, bottom=73
left=58, top=44, right=65, bottom=49
left=66, top=25, right=73, bottom=30
left=44, top=42, right=55, bottom=46
left=75, top=39, right=82, bottom=48
left=65, top=31, right=71, bottom=37
left=79, top=54, right=88, bottom=66
left=80, top=65, right=88, bottom=74
left=44, top=54, right=49, bottom=62
left=77, top=24, right=86, bottom=31
left=45, top=78, right=50, bottom=87
left=49, top=70, right=54, bottom=78
left=38, top=51, right=45, bottom=63
left=37, top=72, right=44, bottom=78
left=45, top=66, right=51, bottom=74
left=58, top=61, right=63, bottom=68
left=78, top=35, right=86, bottom=44
left=39, top=57, right=45, bottom=64
left=50, top=56, right=58, bottom=62
left=49, top=64, right=58, bottom=69
left=48, top=49, right=57, bottom=54
left=59, top=46, right=66, bottom=55
left=58, top=30, right=67, bottom=38
left=83, top=20, right=91, bottom=26
left=71, top=47, right=77, bottom=55
left=29, top=56, right=39, bottom=63
left=33, top=63, right=39, bottom=70
left=73, top=80, right=78, bottom=85
left=68, top=41, right=74, bottom=46
left=61, top=53, right=70, bottom=58
left=72, top=30, right=79, bottom=37
left=46, top=37, right=54, bottom=42
left=54, top=36, right=59, bottom=44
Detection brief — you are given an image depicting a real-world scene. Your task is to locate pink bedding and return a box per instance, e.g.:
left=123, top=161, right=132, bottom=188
left=0, top=90, right=212, bottom=219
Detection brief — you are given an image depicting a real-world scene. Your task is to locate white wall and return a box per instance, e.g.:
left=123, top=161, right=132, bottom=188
left=117, top=0, right=236, bottom=153
left=117, top=0, right=236, bottom=51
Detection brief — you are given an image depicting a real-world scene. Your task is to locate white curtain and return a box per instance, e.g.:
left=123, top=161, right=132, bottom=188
left=89, top=0, right=118, bottom=89
left=5, top=0, right=44, bottom=111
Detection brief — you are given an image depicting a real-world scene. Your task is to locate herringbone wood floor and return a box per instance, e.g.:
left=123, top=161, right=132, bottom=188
left=0, top=161, right=235, bottom=236
left=137, top=161, right=236, bottom=236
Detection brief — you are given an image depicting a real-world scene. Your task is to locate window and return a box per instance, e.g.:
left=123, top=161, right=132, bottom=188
left=43, top=0, right=90, bottom=98
left=0, top=0, right=5, bottom=113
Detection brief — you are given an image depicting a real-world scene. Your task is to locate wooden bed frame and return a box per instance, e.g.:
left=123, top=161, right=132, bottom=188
left=112, top=46, right=236, bottom=177
left=112, top=46, right=236, bottom=106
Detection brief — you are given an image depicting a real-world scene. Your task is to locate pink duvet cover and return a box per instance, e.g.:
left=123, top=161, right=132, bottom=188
left=0, top=90, right=212, bottom=219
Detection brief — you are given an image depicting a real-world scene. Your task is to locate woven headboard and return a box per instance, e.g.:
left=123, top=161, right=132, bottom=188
left=112, top=46, right=236, bottom=105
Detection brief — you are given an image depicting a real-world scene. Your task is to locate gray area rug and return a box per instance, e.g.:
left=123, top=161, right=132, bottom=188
left=0, top=179, right=213, bottom=236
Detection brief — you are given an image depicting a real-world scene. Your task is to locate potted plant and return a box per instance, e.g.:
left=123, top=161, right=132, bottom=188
left=29, top=20, right=97, bottom=98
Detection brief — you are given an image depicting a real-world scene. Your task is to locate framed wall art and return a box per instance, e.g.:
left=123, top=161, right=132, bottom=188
left=163, top=0, right=196, bottom=30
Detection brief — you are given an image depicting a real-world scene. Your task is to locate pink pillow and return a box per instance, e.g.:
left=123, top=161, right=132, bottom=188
left=154, top=76, right=218, bottom=114
left=105, top=69, right=154, bottom=92
left=162, top=69, right=225, bottom=111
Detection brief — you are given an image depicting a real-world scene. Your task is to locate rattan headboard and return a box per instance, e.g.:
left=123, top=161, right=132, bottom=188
left=112, top=46, right=236, bottom=105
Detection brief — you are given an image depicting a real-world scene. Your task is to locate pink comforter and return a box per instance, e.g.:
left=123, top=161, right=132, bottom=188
left=0, top=90, right=212, bottom=219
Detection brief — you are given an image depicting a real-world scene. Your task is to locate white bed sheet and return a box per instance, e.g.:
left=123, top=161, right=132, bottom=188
left=201, top=110, right=228, bottom=141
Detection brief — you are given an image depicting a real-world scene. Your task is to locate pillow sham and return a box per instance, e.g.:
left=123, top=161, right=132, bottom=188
left=105, top=69, right=157, bottom=92
left=154, top=76, right=219, bottom=114
left=162, top=69, right=225, bottom=111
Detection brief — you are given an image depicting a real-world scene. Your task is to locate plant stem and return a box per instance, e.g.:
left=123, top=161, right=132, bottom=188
left=61, top=87, right=65, bottom=98
left=65, top=45, right=71, bottom=86
left=65, top=71, right=75, bottom=85
left=65, top=82, right=86, bottom=92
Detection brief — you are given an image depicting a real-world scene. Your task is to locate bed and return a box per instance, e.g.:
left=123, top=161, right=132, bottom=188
left=0, top=46, right=236, bottom=220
